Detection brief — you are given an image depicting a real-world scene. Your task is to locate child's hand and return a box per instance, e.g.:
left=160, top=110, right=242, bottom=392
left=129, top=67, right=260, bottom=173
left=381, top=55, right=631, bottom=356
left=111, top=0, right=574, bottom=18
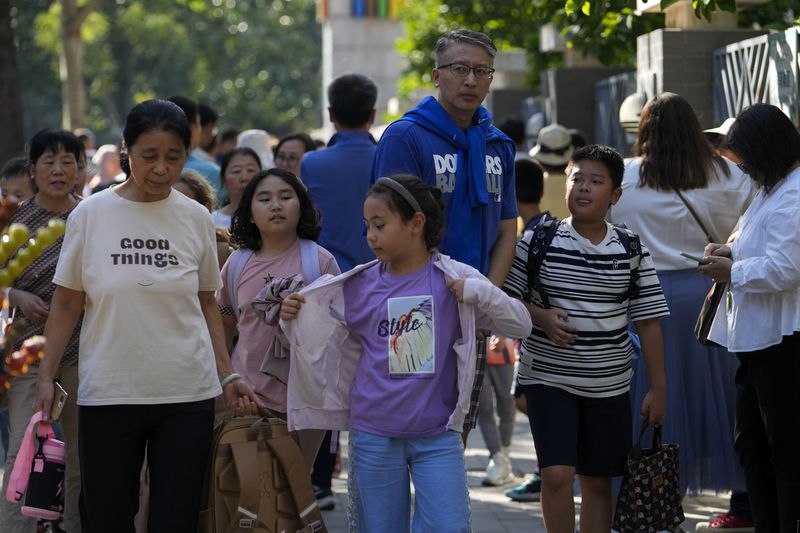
left=446, top=278, right=466, bottom=302
left=537, top=308, right=578, bottom=346
left=280, top=293, right=306, bottom=321
left=640, top=387, right=666, bottom=426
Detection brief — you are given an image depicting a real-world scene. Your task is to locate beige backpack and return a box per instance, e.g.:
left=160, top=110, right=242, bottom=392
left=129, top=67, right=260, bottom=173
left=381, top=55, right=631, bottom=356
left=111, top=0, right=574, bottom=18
left=198, top=415, right=327, bottom=533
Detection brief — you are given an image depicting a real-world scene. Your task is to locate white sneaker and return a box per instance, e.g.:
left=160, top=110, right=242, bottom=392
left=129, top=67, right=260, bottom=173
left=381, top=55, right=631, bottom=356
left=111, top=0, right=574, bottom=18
left=482, top=451, right=514, bottom=486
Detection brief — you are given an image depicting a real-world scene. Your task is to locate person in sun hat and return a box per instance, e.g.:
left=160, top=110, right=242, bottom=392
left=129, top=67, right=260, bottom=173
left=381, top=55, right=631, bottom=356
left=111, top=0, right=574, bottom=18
left=529, top=123, right=574, bottom=220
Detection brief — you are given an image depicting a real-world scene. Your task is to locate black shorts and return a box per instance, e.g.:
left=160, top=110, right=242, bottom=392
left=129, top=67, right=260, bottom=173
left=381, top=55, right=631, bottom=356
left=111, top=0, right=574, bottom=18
left=522, top=384, right=631, bottom=477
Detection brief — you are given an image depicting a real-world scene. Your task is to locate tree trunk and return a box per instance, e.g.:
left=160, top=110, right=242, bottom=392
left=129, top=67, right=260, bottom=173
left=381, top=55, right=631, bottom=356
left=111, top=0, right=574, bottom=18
left=0, top=0, right=25, bottom=163
left=60, top=0, right=86, bottom=130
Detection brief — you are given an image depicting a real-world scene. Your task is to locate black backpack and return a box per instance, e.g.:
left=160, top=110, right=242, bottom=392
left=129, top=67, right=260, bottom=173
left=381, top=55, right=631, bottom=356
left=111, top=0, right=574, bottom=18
left=525, top=216, right=644, bottom=308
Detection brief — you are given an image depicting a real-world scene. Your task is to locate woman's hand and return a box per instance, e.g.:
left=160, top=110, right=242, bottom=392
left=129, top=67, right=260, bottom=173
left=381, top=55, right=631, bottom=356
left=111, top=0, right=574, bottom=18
left=223, top=378, right=263, bottom=417
left=12, top=289, right=50, bottom=325
left=279, top=293, right=305, bottom=321
left=640, top=387, right=666, bottom=426
left=698, top=255, right=733, bottom=283
left=32, top=379, right=55, bottom=421
left=446, top=278, right=466, bottom=302
left=704, top=243, right=731, bottom=258
left=536, top=308, right=578, bottom=347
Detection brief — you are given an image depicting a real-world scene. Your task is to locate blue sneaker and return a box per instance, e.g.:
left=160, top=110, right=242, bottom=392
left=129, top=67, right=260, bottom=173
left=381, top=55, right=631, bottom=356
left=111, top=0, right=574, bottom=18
left=504, top=473, right=541, bottom=502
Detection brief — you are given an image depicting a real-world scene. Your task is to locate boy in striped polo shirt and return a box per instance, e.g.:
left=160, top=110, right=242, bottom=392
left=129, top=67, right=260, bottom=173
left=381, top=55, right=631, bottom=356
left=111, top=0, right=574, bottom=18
left=503, top=145, right=668, bottom=532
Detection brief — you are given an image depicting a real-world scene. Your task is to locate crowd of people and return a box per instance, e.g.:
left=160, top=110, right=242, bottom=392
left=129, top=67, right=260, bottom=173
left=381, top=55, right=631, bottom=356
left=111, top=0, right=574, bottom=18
left=0, top=27, right=798, bottom=533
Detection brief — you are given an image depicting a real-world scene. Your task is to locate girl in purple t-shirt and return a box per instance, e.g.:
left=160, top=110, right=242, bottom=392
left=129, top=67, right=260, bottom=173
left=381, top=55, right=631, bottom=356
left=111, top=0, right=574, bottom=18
left=281, top=175, right=531, bottom=532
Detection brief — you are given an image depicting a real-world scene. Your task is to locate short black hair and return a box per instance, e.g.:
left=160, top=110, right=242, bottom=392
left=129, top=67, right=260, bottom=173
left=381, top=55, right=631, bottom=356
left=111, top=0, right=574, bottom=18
left=1, top=156, right=28, bottom=180
left=568, top=144, right=624, bottom=189
left=168, top=95, right=198, bottom=125
left=498, top=117, right=525, bottom=145
left=197, top=103, right=219, bottom=127
left=121, top=99, right=192, bottom=176
left=230, top=168, right=321, bottom=250
left=220, top=147, right=262, bottom=184
left=328, top=74, right=378, bottom=129
left=274, top=133, right=316, bottom=156
left=726, top=104, right=800, bottom=193
left=514, top=159, right=544, bottom=204
left=219, top=128, right=240, bottom=144
left=568, top=129, right=587, bottom=150
left=367, top=174, right=445, bottom=251
left=28, top=129, right=83, bottom=168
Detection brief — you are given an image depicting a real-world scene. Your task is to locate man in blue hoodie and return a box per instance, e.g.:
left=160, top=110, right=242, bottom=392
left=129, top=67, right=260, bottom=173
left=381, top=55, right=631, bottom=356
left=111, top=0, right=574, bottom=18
left=372, top=29, right=518, bottom=434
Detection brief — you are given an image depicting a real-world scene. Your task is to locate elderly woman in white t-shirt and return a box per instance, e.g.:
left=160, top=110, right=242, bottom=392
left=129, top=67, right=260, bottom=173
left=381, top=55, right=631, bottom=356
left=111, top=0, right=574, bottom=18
left=609, top=93, right=754, bottom=517
left=699, top=103, right=800, bottom=532
left=32, top=99, right=261, bottom=532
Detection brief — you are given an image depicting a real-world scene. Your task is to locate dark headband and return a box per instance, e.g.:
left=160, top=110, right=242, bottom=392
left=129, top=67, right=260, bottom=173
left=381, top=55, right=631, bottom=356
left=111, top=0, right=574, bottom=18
left=376, top=177, right=422, bottom=212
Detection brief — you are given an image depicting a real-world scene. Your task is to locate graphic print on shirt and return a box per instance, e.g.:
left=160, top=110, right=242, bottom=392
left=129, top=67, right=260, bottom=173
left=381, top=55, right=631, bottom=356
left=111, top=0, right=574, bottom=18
left=110, top=237, right=179, bottom=268
left=381, top=295, right=435, bottom=376
left=432, top=153, right=504, bottom=202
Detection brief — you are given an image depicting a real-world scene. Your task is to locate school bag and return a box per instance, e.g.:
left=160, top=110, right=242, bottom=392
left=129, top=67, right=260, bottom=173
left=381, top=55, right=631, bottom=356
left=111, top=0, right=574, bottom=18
left=197, top=414, right=327, bottom=533
left=227, top=239, right=321, bottom=322
left=524, top=216, right=643, bottom=307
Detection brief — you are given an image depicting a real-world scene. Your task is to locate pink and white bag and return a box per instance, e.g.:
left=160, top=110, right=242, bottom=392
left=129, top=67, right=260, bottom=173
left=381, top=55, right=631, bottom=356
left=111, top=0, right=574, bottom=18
left=5, top=411, right=66, bottom=520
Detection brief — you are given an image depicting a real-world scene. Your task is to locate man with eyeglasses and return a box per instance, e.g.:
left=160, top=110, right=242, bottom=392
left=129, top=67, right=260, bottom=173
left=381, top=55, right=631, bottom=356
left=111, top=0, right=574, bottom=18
left=372, top=29, right=518, bottom=445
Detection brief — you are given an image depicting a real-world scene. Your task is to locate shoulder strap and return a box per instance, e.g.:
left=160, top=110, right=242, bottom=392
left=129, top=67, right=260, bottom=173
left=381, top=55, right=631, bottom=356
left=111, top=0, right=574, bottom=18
left=299, top=239, right=321, bottom=284
left=266, top=434, right=327, bottom=532
left=675, top=189, right=717, bottom=243
left=226, top=249, right=254, bottom=321
left=612, top=224, right=643, bottom=304
left=525, top=217, right=559, bottom=308
left=5, top=411, right=54, bottom=503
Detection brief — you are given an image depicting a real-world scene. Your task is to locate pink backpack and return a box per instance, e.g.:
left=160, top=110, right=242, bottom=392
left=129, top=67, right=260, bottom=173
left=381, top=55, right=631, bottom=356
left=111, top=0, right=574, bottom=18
left=5, top=410, right=66, bottom=520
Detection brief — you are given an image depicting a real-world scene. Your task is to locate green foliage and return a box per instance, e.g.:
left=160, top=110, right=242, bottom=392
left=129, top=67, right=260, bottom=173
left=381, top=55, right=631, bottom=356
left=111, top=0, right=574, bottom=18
left=397, top=0, right=663, bottom=97
left=11, top=0, right=322, bottom=143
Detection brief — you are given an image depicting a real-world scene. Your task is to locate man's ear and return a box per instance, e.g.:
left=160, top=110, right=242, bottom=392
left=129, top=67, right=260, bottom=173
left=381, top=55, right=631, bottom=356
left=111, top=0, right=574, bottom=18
left=431, top=67, right=441, bottom=88
left=327, top=107, right=335, bottom=124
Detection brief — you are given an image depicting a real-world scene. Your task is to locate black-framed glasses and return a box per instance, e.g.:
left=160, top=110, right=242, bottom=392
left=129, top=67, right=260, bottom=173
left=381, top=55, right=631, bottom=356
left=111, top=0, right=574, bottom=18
left=436, top=62, right=495, bottom=80
left=737, top=162, right=749, bottom=174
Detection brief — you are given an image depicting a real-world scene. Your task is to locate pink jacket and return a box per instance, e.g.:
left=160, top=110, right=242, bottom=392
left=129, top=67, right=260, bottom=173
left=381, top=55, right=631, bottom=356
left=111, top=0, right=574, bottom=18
left=280, top=254, right=532, bottom=432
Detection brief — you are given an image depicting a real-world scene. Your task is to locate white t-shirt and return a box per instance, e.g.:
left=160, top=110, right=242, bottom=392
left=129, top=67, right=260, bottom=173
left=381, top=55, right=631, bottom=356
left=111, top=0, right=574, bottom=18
left=54, top=187, right=224, bottom=406
left=609, top=157, right=755, bottom=271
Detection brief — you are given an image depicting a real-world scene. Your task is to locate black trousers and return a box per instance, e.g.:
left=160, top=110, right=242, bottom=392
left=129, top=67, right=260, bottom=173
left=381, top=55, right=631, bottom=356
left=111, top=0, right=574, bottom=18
left=78, top=399, right=215, bottom=533
left=735, top=332, right=800, bottom=533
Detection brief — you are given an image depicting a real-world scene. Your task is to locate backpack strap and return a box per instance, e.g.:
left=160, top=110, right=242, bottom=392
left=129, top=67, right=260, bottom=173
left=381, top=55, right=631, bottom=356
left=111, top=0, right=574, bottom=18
left=266, top=434, right=327, bottom=532
left=612, top=224, right=643, bottom=304
left=299, top=239, right=321, bottom=284
left=226, top=249, right=254, bottom=322
left=229, top=440, right=267, bottom=532
left=525, top=216, right=560, bottom=308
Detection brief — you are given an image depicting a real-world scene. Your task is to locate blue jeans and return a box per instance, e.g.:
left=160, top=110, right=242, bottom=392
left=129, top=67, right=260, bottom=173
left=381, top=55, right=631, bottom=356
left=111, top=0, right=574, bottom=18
left=349, top=430, right=470, bottom=533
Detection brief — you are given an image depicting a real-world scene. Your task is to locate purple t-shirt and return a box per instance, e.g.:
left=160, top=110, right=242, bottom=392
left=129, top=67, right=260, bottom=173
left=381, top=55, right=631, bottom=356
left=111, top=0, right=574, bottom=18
left=343, top=259, right=462, bottom=438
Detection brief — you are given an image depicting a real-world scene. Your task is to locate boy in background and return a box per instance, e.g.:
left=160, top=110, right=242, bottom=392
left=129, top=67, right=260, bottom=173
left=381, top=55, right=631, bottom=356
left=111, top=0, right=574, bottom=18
left=503, top=145, right=668, bottom=532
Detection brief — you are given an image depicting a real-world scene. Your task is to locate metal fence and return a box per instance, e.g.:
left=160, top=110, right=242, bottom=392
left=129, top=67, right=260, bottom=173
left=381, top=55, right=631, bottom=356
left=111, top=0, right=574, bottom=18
left=713, top=27, right=799, bottom=124
left=594, top=71, right=636, bottom=156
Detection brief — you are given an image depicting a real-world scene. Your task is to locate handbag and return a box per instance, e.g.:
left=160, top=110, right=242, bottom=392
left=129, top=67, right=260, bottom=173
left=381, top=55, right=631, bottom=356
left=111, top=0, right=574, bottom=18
left=613, top=418, right=684, bottom=532
left=675, top=190, right=727, bottom=344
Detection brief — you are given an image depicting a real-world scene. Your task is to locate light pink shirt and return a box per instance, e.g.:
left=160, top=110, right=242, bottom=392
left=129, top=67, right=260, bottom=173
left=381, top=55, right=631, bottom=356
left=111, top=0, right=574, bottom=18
left=218, top=239, right=339, bottom=412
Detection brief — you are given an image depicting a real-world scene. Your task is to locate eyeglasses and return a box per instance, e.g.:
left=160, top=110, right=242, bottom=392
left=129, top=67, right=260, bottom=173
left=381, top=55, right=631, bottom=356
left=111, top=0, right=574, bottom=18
left=275, top=152, right=301, bottom=165
left=436, top=62, right=495, bottom=80
left=737, top=162, right=749, bottom=174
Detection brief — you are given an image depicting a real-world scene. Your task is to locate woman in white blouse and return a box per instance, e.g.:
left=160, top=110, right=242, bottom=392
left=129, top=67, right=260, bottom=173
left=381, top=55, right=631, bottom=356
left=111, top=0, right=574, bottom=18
left=609, top=93, right=754, bottom=521
left=699, top=103, right=800, bottom=532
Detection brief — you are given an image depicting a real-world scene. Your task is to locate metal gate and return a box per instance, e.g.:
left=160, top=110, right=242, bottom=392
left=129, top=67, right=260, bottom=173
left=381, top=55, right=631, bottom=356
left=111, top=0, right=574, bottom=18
left=594, top=71, right=636, bottom=156
left=713, top=27, right=799, bottom=124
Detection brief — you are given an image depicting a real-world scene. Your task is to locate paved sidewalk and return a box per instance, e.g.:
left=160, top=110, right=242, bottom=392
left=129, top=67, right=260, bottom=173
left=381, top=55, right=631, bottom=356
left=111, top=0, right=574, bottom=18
left=0, top=410, right=730, bottom=532
left=320, top=411, right=730, bottom=532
